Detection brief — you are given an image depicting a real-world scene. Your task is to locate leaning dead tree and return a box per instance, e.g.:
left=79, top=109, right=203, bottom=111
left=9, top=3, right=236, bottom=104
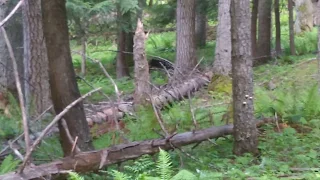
left=0, top=119, right=274, bottom=180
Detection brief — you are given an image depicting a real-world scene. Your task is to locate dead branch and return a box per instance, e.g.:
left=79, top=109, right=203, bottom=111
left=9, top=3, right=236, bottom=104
left=1, top=27, right=30, bottom=158
left=0, top=0, right=24, bottom=27
left=0, top=106, right=52, bottom=158
left=0, top=119, right=274, bottom=180
left=19, top=88, right=101, bottom=173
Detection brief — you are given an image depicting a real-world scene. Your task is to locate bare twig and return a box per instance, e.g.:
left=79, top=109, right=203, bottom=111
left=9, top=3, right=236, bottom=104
left=71, top=136, right=79, bottom=157
left=8, top=141, right=24, bottom=161
left=187, top=92, right=198, bottom=130
left=188, top=57, right=204, bottom=78
left=19, top=88, right=101, bottom=173
left=0, top=0, right=24, bottom=28
left=0, top=106, right=52, bottom=156
left=149, top=94, right=169, bottom=137
left=76, top=75, right=110, bottom=99
left=61, top=119, right=80, bottom=154
left=71, top=51, right=120, bottom=100
left=1, top=27, right=30, bottom=156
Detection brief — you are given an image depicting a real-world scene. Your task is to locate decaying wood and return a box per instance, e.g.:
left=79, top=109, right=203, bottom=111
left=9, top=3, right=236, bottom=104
left=0, top=119, right=274, bottom=180
left=133, top=19, right=151, bottom=107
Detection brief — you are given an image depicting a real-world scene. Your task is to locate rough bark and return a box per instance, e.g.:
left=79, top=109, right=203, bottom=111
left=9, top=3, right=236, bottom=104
left=195, top=0, right=207, bottom=48
left=213, top=0, right=232, bottom=76
left=230, top=0, right=259, bottom=155
left=124, top=12, right=134, bottom=67
left=81, top=36, right=87, bottom=76
left=294, top=0, right=314, bottom=34
left=133, top=19, right=151, bottom=107
left=255, top=0, right=272, bottom=66
left=275, top=0, right=282, bottom=55
left=41, top=0, right=93, bottom=155
left=22, top=0, right=51, bottom=115
left=116, top=5, right=130, bottom=78
left=288, top=0, right=296, bottom=55
left=174, top=0, right=197, bottom=78
left=0, top=119, right=273, bottom=180
left=0, top=0, right=24, bottom=98
left=251, top=0, right=258, bottom=58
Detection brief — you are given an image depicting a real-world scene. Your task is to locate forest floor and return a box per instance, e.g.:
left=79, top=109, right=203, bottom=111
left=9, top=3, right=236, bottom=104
left=1, top=31, right=320, bottom=178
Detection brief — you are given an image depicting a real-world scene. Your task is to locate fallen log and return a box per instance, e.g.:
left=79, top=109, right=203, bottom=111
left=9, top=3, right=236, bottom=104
left=86, top=71, right=213, bottom=124
left=0, top=118, right=273, bottom=180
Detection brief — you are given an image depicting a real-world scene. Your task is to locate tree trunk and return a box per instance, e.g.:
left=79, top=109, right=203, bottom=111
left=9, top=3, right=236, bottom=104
left=294, top=0, right=314, bottom=34
left=230, top=0, right=259, bottom=155
left=255, top=0, right=272, bottom=66
left=133, top=19, right=151, bottom=107
left=174, top=0, right=197, bottom=78
left=23, top=0, right=51, bottom=115
left=288, top=0, right=296, bottom=55
left=41, top=0, right=93, bottom=156
left=195, top=0, right=207, bottom=48
left=212, top=0, right=232, bottom=76
left=317, top=0, right=320, bottom=92
left=125, top=32, right=134, bottom=67
left=0, top=0, right=24, bottom=99
left=81, top=36, right=87, bottom=76
left=124, top=12, right=134, bottom=67
left=251, top=0, right=258, bottom=58
left=275, top=0, right=282, bottom=55
left=116, top=6, right=130, bottom=78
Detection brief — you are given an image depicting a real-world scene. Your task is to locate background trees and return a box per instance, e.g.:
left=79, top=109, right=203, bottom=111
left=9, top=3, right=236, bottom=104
left=1, top=0, right=320, bottom=179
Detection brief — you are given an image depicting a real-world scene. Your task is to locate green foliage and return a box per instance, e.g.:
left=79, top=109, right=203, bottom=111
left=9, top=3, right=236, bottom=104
left=68, top=172, right=85, bottom=180
left=0, top=116, right=20, bottom=141
left=255, top=83, right=320, bottom=123
left=110, top=149, right=200, bottom=180
left=156, top=149, right=173, bottom=180
left=0, top=155, right=20, bottom=175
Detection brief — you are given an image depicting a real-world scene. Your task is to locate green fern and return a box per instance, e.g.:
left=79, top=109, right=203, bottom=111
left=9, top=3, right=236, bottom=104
left=171, top=170, right=197, bottom=180
left=0, top=155, right=20, bottom=175
left=68, top=172, right=85, bottom=180
left=124, top=155, right=155, bottom=174
left=110, top=170, right=131, bottom=180
left=156, top=149, right=173, bottom=180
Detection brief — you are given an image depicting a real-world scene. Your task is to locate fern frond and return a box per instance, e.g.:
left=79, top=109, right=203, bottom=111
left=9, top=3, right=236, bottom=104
left=110, top=170, right=131, bottom=180
left=119, top=0, right=139, bottom=14
left=68, top=172, right=85, bottom=180
left=171, top=169, right=197, bottom=180
left=0, top=155, right=20, bottom=175
left=156, top=148, right=173, bottom=180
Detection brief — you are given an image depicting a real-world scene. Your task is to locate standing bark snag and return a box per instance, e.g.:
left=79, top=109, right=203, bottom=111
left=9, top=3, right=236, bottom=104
left=255, top=0, right=272, bottom=66
left=174, top=0, right=197, bottom=78
left=213, top=0, right=231, bottom=76
left=288, top=0, right=296, bottom=55
left=133, top=19, right=151, bottom=107
left=251, top=0, right=258, bottom=58
left=230, top=0, right=259, bottom=155
left=23, top=0, right=51, bottom=115
left=41, top=0, right=93, bottom=155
